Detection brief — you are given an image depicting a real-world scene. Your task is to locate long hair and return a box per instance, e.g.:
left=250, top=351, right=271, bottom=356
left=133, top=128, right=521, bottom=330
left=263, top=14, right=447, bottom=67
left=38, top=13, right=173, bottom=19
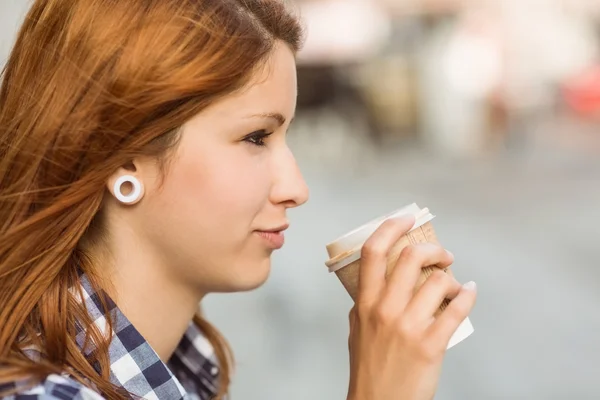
left=0, top=0, right=303, bottom=398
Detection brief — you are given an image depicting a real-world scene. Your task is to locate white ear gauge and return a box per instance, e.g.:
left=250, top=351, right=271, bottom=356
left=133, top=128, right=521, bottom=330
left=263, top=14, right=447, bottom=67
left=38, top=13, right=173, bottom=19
left=113, top=175, right=143, bottom=204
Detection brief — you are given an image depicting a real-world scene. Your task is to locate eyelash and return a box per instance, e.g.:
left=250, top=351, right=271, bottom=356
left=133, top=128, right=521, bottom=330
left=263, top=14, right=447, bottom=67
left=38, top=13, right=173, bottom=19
left=243, top=130, right=272, bottom=147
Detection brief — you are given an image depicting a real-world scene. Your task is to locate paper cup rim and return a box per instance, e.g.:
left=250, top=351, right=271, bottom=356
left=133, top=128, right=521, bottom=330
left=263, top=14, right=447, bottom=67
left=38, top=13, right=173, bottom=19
left=325, top=205, right=435, bottom=273
left=325, top=204, right=421, bottom=250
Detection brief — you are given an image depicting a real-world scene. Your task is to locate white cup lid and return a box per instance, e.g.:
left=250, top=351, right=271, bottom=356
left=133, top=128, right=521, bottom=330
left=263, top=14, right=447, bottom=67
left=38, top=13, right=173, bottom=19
left=325, top=203, right=435, bottom=273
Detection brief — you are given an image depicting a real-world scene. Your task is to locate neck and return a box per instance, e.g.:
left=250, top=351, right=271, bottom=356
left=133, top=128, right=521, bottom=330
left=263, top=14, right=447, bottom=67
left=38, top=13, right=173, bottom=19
left=89, top=227, right=204, bottom=362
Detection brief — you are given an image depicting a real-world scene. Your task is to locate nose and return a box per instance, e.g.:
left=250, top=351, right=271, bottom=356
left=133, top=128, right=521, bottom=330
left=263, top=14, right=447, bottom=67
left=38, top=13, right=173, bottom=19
left=270, top=146, right=309, bottom=208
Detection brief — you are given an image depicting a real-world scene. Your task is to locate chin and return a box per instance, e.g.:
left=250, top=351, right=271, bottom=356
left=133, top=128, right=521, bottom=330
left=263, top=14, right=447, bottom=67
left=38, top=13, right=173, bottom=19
left=219, top=257, right=272, bottom=293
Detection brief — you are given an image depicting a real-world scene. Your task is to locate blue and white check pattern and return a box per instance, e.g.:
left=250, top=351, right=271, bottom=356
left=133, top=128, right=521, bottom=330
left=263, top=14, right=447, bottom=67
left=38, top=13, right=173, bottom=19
left=2, top=273, right=221, bottom=400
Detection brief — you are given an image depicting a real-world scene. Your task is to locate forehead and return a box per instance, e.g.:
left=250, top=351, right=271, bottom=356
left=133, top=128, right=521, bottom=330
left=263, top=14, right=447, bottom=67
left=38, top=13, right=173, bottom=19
left=201, top=42, right=298, bottom=120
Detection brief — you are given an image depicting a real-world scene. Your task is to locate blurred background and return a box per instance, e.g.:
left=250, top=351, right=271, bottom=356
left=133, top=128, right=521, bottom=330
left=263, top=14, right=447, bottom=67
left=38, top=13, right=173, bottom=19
left=2, top=0, right=600, bottom=399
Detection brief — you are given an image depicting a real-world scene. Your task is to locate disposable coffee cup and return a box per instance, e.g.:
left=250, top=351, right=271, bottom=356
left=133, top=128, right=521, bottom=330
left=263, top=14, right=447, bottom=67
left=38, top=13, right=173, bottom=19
left=325, top=203, right=474, bottom=349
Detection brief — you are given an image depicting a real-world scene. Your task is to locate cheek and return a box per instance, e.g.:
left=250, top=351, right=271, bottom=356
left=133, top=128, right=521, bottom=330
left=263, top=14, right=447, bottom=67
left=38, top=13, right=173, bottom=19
left=164, top=148, right=271, bottom=224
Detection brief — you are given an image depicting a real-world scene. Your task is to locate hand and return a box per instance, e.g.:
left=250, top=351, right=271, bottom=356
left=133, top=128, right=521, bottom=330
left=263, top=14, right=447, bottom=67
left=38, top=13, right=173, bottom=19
left=347, top=215, right=477, bottom=400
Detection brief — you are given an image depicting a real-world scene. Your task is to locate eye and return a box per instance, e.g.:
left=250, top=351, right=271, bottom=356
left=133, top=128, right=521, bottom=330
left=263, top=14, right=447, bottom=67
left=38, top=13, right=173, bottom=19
left=243, top=130, right=272, bottom=147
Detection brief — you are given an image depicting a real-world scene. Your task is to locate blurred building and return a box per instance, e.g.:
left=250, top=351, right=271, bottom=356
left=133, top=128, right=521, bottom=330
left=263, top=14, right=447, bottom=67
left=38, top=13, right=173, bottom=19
left=294, top=0, right=600, bottom=158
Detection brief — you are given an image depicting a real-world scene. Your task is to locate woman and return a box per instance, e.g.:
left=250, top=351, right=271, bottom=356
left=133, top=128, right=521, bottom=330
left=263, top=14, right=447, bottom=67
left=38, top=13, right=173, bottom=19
left=0, top=0, right=477, bottom=399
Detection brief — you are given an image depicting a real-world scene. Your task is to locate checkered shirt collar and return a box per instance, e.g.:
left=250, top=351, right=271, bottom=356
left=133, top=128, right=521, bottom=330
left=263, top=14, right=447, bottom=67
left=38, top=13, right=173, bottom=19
left=76, top=273, right=221, bottom=400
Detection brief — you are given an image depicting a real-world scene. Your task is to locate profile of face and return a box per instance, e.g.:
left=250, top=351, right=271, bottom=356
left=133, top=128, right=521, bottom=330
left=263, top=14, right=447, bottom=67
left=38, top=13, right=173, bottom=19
left=105, top=42, right=309, bottom=295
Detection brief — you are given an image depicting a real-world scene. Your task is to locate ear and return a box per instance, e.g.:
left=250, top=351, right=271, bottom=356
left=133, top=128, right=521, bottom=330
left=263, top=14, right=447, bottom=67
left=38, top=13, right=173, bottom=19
left=106, top=162, right=145, bottom=205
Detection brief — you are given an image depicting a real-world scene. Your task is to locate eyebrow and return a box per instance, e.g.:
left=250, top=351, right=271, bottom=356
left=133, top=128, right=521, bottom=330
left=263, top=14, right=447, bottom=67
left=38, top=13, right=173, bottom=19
left=246, top=112, right=294, bottom=127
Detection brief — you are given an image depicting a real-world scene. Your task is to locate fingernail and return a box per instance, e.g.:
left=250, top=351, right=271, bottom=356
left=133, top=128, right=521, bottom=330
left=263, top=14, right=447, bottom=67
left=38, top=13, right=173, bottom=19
left=446, top=250, right=454, bottom=258
left=463, top=281, right=477, bottom=291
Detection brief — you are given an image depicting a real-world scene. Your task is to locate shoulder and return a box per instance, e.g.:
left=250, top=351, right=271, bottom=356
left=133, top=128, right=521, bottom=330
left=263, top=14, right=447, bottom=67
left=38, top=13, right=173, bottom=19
left=2, top=374, right=105, bottom=400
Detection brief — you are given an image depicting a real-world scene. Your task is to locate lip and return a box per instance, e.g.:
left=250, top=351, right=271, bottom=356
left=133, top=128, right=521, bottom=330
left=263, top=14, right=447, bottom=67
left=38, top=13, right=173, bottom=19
left=259, top=224, right=289, bottom=233
left=255, top=230, right=285, bottom=249
left=254, top=224, right=288, bottom=250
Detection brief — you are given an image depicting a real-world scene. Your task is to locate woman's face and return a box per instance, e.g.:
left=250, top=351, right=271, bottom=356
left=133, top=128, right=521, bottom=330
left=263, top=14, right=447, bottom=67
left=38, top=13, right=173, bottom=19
left=122, top=42, right=308, bottom=294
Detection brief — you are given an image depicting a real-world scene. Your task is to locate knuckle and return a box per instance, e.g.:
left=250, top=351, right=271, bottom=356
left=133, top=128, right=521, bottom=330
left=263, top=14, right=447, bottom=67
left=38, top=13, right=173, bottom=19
left=418, top=340, right=445, bottom=362
left=355, top=301, right=372, bottom=322
left=431, top=244, right=448, bottom=260
left=396, top=318, right=421, bottom=342
left=361, top=240, right=387, bottom=261
left=428, top=269, right=449, bottom=285
left=446, top=297, right=473, bottom=322
left=394, top=320, right=442, bottom=361
left=398, top=244, right=420, bottom=263
left=372, top=303, right=396, bottom=326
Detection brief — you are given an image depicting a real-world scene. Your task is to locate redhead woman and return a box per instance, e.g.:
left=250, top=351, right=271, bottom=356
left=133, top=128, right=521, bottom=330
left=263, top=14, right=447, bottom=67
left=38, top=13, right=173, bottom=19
left=0, top=1, right=476, bottom=399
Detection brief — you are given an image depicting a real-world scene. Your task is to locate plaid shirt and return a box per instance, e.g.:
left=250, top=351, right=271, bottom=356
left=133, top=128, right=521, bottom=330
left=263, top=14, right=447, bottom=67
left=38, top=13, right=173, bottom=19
left=2, top=273, right=221, bottom=400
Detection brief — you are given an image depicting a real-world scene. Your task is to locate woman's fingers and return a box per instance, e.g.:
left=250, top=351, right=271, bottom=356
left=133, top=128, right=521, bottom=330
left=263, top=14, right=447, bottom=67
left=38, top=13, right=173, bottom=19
left=356, top=213, right=476, bottom=356
left=383, top=243, right=454, bottom=309
left=427, top=282, right=477, bottom=347
left=403, top=269, right=462, bottom=324
left=358, top=215, right=415, bottom=304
